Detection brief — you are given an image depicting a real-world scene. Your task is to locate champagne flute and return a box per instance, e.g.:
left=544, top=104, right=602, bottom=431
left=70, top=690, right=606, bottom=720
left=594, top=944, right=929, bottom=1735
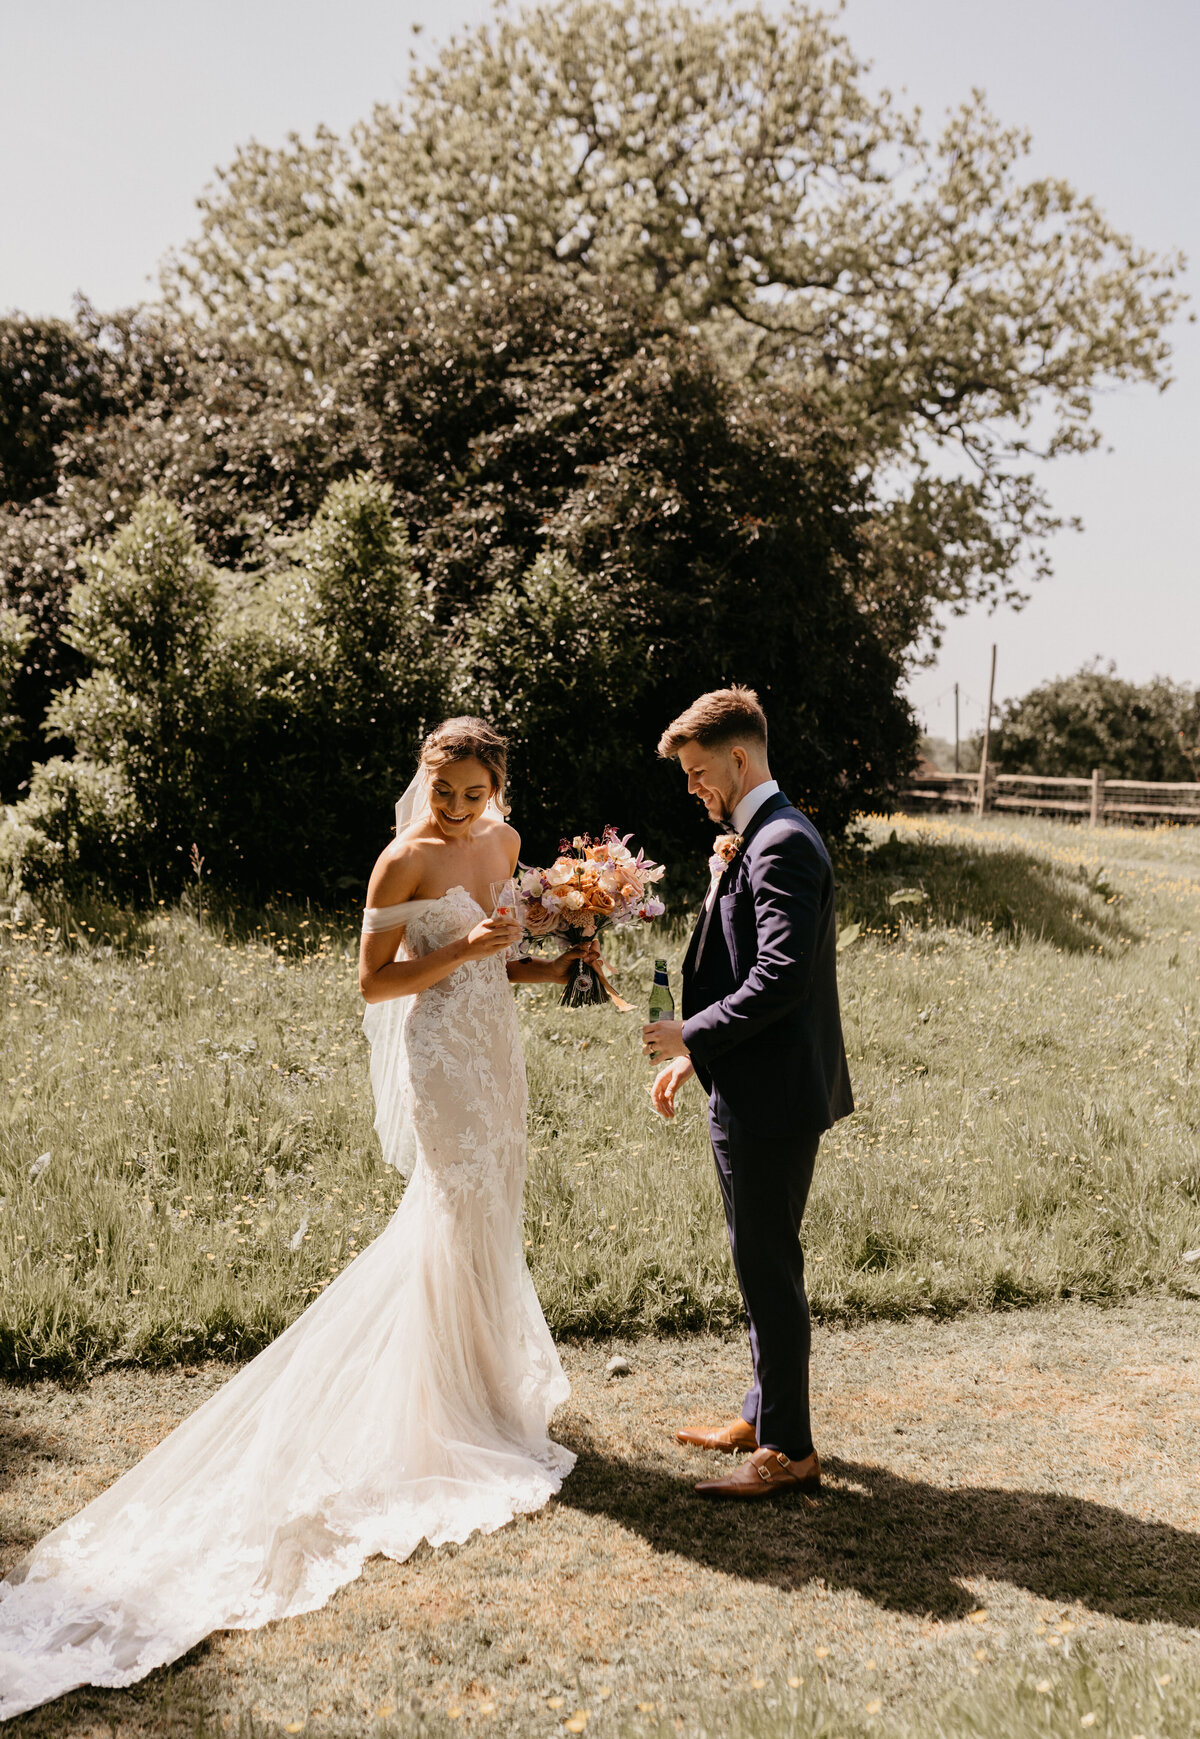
left=489, top=878, right=518, bottom=919
left=489, top=878, right=522, bottom=958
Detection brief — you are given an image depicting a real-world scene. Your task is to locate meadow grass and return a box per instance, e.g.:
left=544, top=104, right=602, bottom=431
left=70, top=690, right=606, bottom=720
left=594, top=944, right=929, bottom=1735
left=1, top=814, right=1198, bottom=1378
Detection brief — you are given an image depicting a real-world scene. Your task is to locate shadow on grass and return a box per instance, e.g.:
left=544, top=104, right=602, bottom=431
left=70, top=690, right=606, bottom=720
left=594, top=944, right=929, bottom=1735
left=837, top=830, right=1139, bottom=956
left=0, top=1416, right=60, bottom=1503
left=557, top=1438, right=1200, bottom=1628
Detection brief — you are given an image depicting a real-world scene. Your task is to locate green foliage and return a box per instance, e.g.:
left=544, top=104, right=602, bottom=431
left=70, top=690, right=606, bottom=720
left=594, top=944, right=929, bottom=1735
left=35, top=496, right=217, bottom=886
left=0, top=602, right=33, bottom=760
left=0, top=306, right=364, bottom=793
left=0, top=309, right=128, bottom=788
left=456, top=550, right=646, bottom=842
left=995, top=665, right=1200, bottom=780
left=3, top=281, right=917, bottom=889
left=172, top=0, right=1185, bottom=644
left=57, top=496, right=216, bottom=700
left=6, top=478, right=441, bottom=898
left=0, top=314, right=115, bottom=506
left=352, top=278, right=916, bottom=856
left=1, top=755, right=146, bottom=898
left=259, top=472, right=440, bottom=885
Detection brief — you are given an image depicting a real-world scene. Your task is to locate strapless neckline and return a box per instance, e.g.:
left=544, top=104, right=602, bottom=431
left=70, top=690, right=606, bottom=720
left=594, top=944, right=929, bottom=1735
left=362, top=885, right=488, bottom=934
left=427, top=884, right=485, bottom=914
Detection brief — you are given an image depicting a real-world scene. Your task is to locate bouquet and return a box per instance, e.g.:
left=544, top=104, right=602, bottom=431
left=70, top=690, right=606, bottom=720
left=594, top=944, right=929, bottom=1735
left=517, top=828, right=666, bottom=1007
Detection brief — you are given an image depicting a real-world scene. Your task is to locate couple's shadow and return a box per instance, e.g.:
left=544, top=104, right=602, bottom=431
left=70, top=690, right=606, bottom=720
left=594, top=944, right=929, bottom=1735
left=555, top=1435, right=1200, bottom=1629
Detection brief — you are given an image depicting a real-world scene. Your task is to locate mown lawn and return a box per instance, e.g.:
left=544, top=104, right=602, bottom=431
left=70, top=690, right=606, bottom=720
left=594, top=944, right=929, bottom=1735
left=1, top=814, right=1198, bottom=1377
left=3, top=1302, right=1199, bottom=1739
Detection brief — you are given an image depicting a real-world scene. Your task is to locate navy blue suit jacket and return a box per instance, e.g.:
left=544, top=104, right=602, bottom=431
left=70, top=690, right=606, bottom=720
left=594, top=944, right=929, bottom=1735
left=681, top=791, right=854, bottom=1139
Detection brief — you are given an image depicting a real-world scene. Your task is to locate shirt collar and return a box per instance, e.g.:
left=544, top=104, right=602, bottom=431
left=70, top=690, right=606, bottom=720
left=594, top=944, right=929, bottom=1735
left=731, top=779, right=780, bottom=837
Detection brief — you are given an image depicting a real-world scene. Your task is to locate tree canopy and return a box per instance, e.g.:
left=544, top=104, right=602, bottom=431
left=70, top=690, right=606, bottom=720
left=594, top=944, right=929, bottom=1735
left=1, top=0, right=1187, bottom=900
left=3, top=282, right=916, bottom=898
left=172, top=0, right=1185, bottom=643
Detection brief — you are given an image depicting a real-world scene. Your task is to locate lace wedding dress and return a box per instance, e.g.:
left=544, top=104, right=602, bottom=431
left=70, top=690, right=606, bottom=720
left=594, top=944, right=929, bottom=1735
left=0, top=885, right=573, bottom=1720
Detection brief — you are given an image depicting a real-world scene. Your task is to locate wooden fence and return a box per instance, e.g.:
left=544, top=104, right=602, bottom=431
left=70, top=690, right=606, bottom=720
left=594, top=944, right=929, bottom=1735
left=901, top=768, right=1200, bottom=826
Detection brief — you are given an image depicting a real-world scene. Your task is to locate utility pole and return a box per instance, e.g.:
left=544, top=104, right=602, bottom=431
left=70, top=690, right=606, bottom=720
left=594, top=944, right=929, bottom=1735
left=953, top=682, right=960, bottom=774
left=975, top=645, right=997, bottom=817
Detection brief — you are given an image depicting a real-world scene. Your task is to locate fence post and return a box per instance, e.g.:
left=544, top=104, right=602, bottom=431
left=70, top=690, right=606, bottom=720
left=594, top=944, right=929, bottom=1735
left=975, top=644, right=997, bottom=817
left=1089, top=768, right=1106, bottom=828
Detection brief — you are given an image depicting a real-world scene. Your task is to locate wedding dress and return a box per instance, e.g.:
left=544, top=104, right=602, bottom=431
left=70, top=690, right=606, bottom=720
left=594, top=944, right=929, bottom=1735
left=0, top=884, right=573, bottom=1720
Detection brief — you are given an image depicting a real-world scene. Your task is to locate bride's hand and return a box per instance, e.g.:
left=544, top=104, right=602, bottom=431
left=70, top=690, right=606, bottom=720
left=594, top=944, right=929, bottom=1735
left=543, top=938, right=602, bottom=984
left=463, top=914, right=523, bottom=958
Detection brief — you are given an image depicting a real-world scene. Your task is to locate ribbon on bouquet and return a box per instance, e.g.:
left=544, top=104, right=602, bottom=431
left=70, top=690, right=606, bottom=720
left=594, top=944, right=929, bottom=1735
left=593, top=956, right=633, bottom=1012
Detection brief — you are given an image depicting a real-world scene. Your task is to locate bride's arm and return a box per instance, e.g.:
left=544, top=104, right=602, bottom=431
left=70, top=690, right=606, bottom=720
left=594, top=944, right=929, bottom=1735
left=507, top=940, right=602, bottom=986
left=358, top=843, right=520, bottom=1004
left=507, top=956, right=566, bottom=985
left=362, top=928, right=516, bottom=1003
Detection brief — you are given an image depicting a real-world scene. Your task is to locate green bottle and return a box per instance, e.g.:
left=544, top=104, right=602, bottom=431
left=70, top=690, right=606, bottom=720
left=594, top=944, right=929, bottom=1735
left=648, top=958, right=675, bottom=1023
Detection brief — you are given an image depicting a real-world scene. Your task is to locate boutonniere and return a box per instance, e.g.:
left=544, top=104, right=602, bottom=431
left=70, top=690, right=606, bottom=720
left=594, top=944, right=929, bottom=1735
left=707, top=833, right=744, bottom=877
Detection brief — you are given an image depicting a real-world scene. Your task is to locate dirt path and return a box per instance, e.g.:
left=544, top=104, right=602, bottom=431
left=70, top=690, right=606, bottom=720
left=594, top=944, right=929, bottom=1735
left=2, top=1300, right=1199, bottom=1736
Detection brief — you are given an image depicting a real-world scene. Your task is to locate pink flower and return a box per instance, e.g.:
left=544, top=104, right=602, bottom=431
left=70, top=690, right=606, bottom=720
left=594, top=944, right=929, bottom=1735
left=523, top=899, right=562, bottom=937
left=518, top=828, right=667, bottom=949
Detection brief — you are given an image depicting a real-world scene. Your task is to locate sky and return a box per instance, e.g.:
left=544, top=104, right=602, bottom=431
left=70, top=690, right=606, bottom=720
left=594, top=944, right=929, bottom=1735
left=1, top=0, right=1196, bottom=743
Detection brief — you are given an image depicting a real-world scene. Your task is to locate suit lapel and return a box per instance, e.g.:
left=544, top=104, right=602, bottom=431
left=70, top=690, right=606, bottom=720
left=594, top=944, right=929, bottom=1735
left=691, top=791, right=791, bottom=971
left=683, top=907, right=704, bottom=979
left=719, top=790, right=790, bottom=881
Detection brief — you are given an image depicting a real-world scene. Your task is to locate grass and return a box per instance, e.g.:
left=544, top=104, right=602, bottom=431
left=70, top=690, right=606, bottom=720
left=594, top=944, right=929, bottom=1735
left=4, top=1303, right=1200, bottom=1737
left=1, top=814, right=1199, bottom=1377
left=631, top=1649, right=1200, bottom=1739
left=21, top=1650, right=1197, bottom=1739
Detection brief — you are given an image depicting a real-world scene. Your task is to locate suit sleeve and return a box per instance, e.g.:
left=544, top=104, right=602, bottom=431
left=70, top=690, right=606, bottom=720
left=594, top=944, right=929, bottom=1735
left=681, top=830, right=825, bottom=1066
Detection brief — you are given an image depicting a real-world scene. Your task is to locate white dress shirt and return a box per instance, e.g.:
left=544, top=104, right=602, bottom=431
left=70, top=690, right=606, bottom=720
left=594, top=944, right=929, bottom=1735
left=704, top=779, right=781, bottom=910
left=730, top=778, right=780, bottom=838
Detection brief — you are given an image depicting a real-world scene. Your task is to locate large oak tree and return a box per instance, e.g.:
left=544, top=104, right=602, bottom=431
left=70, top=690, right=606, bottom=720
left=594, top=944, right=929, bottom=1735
left=171, top=0, right=1185, bottom=647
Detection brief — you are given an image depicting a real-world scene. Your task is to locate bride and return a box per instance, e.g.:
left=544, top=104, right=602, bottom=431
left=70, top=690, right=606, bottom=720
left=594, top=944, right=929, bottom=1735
left=0, top=717, right=590, bottom=1720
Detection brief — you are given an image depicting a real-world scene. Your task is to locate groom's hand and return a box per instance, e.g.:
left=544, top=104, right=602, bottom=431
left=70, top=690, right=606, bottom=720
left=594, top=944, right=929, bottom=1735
left=642, top=1018, right=689, bottom=1061
left=650, top=1056, right=694, bottom=1119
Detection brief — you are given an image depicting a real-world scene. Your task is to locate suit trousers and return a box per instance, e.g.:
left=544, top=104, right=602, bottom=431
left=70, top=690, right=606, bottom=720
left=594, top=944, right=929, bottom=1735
left=708, top=1107, right=820, bottom=1460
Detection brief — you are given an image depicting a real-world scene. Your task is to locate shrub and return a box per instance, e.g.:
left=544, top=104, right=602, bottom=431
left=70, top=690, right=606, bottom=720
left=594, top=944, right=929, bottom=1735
left=11, top=480, right=443, bottom=899
left=995, top=665, right=1200, bottom=781
left=37, top=495, right=217, bottom=885
left=0, top=603, right=32, bottom=762
left=2, top=755, right=147, bottom=897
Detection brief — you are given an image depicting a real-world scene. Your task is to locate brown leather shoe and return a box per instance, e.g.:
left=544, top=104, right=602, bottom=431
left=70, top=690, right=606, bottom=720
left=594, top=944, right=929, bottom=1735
left=675, top=1417, right=759, bottom=1454
left=694, top=1447, right=821, bottom=1500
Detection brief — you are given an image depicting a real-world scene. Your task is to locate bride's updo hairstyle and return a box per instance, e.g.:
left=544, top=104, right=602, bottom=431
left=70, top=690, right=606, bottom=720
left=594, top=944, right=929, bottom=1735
left=419, top=717, right=510, bottom=815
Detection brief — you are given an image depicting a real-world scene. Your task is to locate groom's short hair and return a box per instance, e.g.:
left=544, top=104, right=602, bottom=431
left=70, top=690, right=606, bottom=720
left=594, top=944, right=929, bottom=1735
left=658, top=685, right=768, bottom=757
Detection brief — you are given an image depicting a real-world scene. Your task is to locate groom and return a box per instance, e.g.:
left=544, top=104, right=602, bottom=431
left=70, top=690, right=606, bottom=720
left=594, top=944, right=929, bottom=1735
left=644, top=685, right=853, bottom=1500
